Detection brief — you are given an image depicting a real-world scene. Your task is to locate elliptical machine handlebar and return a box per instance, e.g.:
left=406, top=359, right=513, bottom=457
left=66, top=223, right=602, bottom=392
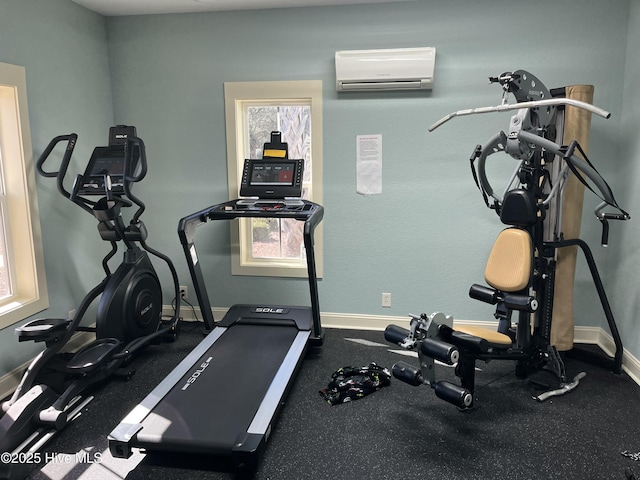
left=124, top=136, right=147, bottom=184
left=36, top=133, right=79, bottom=201
left=37, top=131, right=150, bottom=222
left=123, top=136, right=148, bottom=223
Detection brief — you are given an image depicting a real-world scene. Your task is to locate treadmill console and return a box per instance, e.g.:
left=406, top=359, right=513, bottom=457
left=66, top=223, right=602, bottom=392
left=239, top=158, right=304, bottom=200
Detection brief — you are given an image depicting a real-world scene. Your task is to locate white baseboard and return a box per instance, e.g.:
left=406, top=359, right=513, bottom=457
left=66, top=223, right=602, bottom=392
left=2, top=308, right=637, bottom=401
left=596, top=328, right=640, bottom=385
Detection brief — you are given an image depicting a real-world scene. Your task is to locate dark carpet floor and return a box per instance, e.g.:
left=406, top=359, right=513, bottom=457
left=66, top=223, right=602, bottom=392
left=20, top=322, right=640, bottom=480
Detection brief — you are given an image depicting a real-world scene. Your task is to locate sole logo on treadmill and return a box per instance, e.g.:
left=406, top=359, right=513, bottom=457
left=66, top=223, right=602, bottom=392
left=251, top=307, right=290, bottom=314
left=181, top=356, right=213, bottom=391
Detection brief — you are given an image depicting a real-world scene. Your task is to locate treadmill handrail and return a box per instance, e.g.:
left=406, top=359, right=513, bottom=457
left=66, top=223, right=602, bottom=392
left=177, top=199, right=324, bottom=336
left=177, top=200, right=324, bottom=245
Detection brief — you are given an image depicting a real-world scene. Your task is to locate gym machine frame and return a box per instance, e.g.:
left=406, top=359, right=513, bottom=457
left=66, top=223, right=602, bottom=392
left=385, top=70, right=629, bottom=410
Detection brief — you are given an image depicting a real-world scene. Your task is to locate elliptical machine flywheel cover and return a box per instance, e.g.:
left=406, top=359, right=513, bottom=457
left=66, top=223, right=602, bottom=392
left=97, top=254, right=162, bottom=342
left=127, top=272, right=162, bottom=335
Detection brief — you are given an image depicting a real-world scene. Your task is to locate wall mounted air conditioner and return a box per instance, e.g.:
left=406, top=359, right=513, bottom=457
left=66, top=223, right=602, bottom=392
left=335, top=47, right=436, bottom=92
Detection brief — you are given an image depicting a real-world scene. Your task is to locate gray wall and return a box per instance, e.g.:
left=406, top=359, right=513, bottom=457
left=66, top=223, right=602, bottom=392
left=105, top=2, right=631, bottom=320
left=0, top=0, right=637, bottom=376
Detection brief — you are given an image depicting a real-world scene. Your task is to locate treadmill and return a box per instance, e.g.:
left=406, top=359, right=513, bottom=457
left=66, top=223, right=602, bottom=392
left=108, top=133, right=324, bottom=472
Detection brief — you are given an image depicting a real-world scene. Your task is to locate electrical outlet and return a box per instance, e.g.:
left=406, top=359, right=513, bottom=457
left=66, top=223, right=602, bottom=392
left=382, top=292, right=391, bottom=308
left=179, top=286, right=188, bottom=301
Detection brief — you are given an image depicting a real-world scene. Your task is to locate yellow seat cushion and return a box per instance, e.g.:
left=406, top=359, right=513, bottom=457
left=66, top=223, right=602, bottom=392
left=484, top=228, right=532, bottom=292
left=455, top=325, right=513, bottom=345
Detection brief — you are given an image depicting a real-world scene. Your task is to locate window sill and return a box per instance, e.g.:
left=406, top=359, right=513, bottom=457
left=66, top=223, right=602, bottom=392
left=0, top=296, right=49, bottom=329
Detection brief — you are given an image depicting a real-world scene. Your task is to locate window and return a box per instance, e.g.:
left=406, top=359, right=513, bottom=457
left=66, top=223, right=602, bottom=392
left=224, top=80, right=323, bottom=278
left=0, top=61, right=48, bottom=328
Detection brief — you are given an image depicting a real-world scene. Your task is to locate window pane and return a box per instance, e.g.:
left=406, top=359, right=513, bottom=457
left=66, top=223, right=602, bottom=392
left=0, top=206, right=10, bottom=300
left=0, top=144, right=9, bottom=301
left=247, top=106, right=278, bottom=159
left=251, top=217, right=306, bottom=260
left=0, top=62, right=49, bottom=325
left=246, top=105, right=311, bottom=261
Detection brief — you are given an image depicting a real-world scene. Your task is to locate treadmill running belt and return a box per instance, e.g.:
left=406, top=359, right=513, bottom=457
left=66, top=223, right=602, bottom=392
left=136, top=324, right=299, bottom=453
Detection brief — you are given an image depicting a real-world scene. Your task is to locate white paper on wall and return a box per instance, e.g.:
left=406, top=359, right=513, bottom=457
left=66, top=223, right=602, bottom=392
left=356, top=134, right=382, bottom=195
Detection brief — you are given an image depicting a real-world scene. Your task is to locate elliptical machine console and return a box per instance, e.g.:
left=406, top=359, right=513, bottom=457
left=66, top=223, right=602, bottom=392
left=0, top=125, right=181, bottom=477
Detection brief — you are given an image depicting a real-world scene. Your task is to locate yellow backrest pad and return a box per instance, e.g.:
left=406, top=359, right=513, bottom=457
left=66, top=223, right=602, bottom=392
left=484, top=228, right=532, bottom=292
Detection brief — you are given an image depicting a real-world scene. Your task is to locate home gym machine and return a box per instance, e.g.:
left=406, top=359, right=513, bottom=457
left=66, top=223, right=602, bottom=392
left=385, top=70, right=629, bottom=410
left=0, top=125, right=181, bottom=477
left=108, top=132, right=323, bottom=474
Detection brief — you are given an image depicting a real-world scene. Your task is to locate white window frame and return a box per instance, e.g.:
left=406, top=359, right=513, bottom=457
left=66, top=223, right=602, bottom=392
left=0, top=61, right=48, bottom=328
left=224, top=80, right=323, bottom=278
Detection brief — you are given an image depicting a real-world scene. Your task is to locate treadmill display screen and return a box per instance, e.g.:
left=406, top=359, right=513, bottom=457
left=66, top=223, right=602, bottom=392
left=240, top=158, right=304, bottom=199
left=249, top=162, right=295, bottom=186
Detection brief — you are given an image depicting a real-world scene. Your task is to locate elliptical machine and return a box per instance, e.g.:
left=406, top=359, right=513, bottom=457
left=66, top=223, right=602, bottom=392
left=0, top=125, right=181, bottom=472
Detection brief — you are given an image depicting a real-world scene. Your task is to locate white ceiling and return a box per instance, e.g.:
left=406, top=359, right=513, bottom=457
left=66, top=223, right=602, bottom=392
left=71, top=0, right=415, bottom=16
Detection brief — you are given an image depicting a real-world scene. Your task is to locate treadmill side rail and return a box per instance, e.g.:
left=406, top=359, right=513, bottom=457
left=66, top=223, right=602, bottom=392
left=109, top=422, right=144, bottom=458
left=231, top=330, right=311, bottom=471
left=232, top=433, right=263, bottom=473
left=108, top=326, right=227, bottom=456
left=247, top=331, right=310, bottom=435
